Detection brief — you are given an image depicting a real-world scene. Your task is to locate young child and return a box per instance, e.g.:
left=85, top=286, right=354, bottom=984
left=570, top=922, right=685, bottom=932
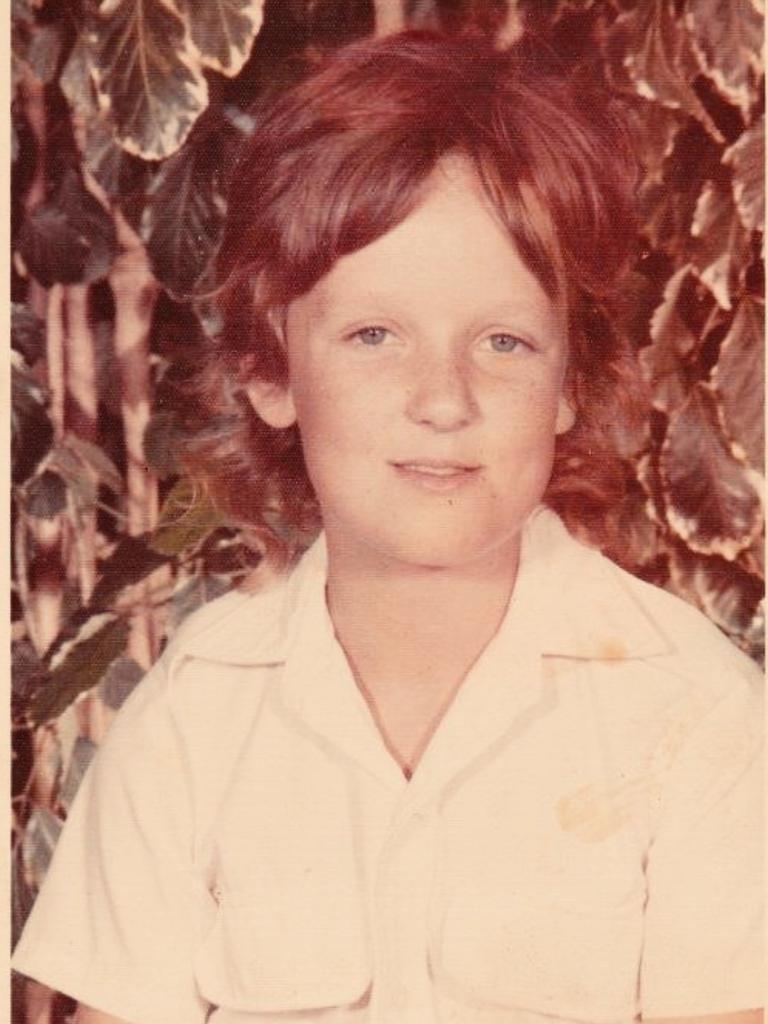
left=13, top=31, right=763, bottom=1024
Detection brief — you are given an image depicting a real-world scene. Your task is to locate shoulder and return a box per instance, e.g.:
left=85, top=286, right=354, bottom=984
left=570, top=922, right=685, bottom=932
left=585, top=554, right=764, bottom=769
left=164, top=535, right=328, bottom=666
left=608, top=557, right=762, bottom=697
left=532, top=509, right=762, bottom=727
left=165, top=567, right=295, bottom=666
left=532, top=510, right=761, bottom=699
left=104, top=560, right=306, bottom=748
left=94, top=566, right=305, bottom=814
left=547, top=533, right=763, bottom=789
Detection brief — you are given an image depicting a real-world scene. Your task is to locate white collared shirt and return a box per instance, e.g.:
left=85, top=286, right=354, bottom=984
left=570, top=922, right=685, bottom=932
left=13, top=509, right=764, bottom=1024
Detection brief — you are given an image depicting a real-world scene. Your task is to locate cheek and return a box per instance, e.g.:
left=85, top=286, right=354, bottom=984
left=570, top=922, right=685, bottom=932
left=489, top=376, right=565, bottom=431
left=294, top=366, right=393, bottom=441
left=479, top=384, right=562, bottom=470
left=292, top=388, right=380, bottom=466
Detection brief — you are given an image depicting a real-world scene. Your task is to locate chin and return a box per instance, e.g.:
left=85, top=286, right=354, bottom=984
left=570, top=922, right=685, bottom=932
left=370, top=524, right=522, bottom=573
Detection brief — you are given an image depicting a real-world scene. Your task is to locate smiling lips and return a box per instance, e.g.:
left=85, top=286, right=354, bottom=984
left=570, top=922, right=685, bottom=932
left=392, top=459, right=481, bottom=491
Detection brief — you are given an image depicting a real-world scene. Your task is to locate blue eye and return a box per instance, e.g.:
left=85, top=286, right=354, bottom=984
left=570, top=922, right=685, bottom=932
left=354, top=326, right=390, bottom=346
left=488, top=333, right=524, bottom=353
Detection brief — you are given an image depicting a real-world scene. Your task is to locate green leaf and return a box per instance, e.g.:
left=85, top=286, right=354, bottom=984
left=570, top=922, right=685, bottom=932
left=712, top=297, right=765, bottom=473
left=12, top=0, right=34, bottom=25
left=12, top=846, right=35, bottom=948
left=65, top=436, right=125, bottom=495
left=47, top=443, right=99, bottom=513
left=169, top=573, right=232, bottom=632
left=740, top=603, right=764, bottom=666
left=60, top=33, right=96, bottom=120
left=615, top=0, right=723, bottom=143
left=11, top=303, right=45, bottom=363
left=151, top=477, right=222, bottom=556
left=11, top=354, right=52, bottom=485
left=11, top=4, right=62, bottom=84
left=723, top=116, right=765, bottom=236
left=604, top=477, right=662, bottom=572
left=626, top=98, right=681, bottom=188
left=61, top=34, right=151, bottom=215
left=174, top=0, right=264, bottom=77
left=262, top=506, right=319, bottom=552
left=640, top=265, right=698, bottom=414
left=608, top=268, right=659, bottom=352
left=99, top=655, right=144, bottom=710
left=12, top=640, right=45, bottom=700
left=690, top=180, right=750, bottom=311
left=686, top=0, right=763, bottom=120
left=90, top=534, right=171, bottom=610
left=143, top=410, right=182, bottom=479
left=31, top=615, right=130, bottom=724
left=669, top=547, right=764, bottom=643
left=17, top=168, right=118, bottom=287
left=661, top=384, right=763, bottom=559
left=142, top=126, right=228, bottom=299
left=638, top=119, right=718, bottom=255
left=89, top=0, right=208, bottom=160
left=58, top=735, right=98, bottom=811
left=26, top=22, right=63, bottom=83
left=22, top=808, right=63, bottom=888
left=26, top=469, right=68, bottom=520
left=201, top=531, right=262, bottom=576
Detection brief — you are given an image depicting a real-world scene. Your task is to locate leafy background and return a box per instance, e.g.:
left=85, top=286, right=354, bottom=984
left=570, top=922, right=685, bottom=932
left=10, top=0, right=764, bottom=1019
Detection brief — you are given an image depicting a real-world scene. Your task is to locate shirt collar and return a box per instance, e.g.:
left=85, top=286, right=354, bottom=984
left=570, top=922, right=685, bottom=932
left=176, top=507, right=673, bottom=668
left=513, top=507, right=674, bottom=660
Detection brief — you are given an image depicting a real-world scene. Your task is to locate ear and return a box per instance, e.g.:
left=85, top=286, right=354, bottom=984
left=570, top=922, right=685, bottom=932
left=555, top=393, right=576, bottom=435
left=245, top=380, right=297, bottom=430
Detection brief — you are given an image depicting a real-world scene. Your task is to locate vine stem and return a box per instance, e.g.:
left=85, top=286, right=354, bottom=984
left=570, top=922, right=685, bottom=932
left=66, top=136, right=123, bottom=741
left=46, top=286, right=65, bottom=443
left=64, top=284, right=99, bottom=605
left=109, top=211, right=162, bottom=668
left=18, top=61, right=61, bottom=1024
left=18, top=65, right=47, bottom=319
left=26, top=286, right=67, bottom=662
left=22, top=285, right=68, bottom=660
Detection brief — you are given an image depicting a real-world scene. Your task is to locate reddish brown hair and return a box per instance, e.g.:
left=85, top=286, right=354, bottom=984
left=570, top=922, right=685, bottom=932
left=182, top=31, right=645, bottom=556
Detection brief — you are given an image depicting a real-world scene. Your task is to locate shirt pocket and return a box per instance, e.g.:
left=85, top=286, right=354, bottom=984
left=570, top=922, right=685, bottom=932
left=429, top=887, right=644, bottom=1023
left=194, top=878, right=371, bottom=1013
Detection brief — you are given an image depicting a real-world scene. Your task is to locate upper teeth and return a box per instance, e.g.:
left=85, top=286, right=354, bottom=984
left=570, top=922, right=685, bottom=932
left=403, top=464, right=463, bottom=475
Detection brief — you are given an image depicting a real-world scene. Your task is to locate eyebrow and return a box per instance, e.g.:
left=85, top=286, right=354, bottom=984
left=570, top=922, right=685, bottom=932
left=311, top=294, right=565, bottom=334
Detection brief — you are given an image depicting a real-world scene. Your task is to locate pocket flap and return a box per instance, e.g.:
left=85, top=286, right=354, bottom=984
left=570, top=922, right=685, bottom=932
left=195, top=883, right=371, bottom=1012
left=431, top=894, right=642, bottom=1023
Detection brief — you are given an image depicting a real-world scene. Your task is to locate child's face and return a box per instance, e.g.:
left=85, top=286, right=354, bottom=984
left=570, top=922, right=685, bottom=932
left=249, top=158, right=575, bottom=573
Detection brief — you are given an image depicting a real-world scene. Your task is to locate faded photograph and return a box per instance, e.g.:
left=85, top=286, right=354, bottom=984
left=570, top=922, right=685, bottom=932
left=10, top=3, right=764, bottom=1024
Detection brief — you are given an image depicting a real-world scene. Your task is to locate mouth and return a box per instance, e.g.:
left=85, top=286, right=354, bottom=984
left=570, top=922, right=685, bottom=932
left=391, top=459, right=481, bottom=490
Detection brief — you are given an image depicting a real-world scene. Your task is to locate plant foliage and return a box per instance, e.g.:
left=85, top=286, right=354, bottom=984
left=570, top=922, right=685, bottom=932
left=10, top=3, right=764, bottom=1014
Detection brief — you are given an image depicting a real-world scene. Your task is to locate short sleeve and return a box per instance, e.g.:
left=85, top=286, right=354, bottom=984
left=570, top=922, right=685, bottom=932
left=11, top=654, right=217, bottom=1024
left=640, top=674, right=764, bottom=1016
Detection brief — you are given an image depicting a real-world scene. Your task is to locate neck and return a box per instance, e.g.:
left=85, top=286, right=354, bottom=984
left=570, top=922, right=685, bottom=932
left=324, top=537, right=521, bottom=692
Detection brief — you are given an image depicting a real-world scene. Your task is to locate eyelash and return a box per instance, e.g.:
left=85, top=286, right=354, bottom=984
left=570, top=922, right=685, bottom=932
left=347, top=327, right=531, bottom=353
left=484, top=333, right=528, bottom=354
left=351, top=326, right=391, bottom=346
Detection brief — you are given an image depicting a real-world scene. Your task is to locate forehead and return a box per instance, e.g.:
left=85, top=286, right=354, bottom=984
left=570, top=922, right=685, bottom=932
left=291, top=157, right=565, bottom=335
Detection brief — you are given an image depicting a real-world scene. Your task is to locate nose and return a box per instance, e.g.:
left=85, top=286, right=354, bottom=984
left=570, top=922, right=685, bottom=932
left=404, top=349, right=479, bottom=431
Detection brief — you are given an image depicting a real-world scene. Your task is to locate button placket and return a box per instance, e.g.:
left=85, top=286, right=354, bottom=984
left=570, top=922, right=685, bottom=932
left=369, top=806, right=439, bottom=1023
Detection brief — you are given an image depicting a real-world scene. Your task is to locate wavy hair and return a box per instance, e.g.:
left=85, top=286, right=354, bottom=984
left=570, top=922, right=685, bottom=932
left=180, top=30, right=646, bottom=559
